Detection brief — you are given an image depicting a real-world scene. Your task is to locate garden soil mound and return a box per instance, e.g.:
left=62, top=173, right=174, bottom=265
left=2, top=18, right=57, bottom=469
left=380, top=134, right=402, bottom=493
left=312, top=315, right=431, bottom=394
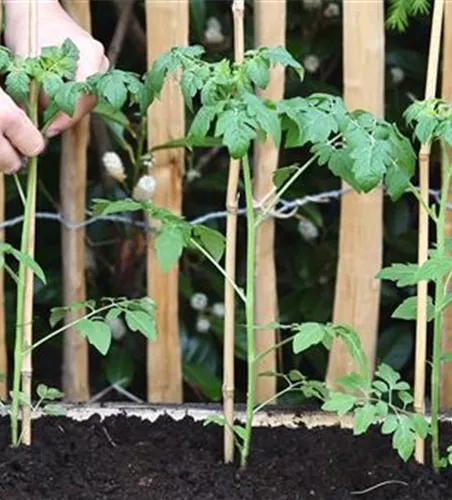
left=0, top=414, right=451, bottom=499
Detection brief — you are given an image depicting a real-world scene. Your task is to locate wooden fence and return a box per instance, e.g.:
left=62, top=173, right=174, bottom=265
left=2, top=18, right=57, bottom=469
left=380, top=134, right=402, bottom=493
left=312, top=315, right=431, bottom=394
left=0, top=0, right=451, bottom=411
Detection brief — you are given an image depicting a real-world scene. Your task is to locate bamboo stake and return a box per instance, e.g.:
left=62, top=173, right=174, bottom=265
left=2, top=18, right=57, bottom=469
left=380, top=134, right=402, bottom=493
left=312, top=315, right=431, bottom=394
left=145, top=0, right=187, bottom=402
left=223, top=0, right=244, bottom=464
left=414, top=0, right=445, bottom=464
left=0, top=0, right=7, bottom=400
left=440, top=0, right=452, bottom=410
left=253, top=0, right=286, bottom=403
left=60, top=0, right=91, bottom=402
left=21, top=0, right=39, bottom=447
left=326, top=0, right=384, bottom=383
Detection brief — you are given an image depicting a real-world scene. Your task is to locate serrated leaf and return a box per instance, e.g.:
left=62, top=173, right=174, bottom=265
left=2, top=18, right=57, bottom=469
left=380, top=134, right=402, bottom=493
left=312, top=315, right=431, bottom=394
left=243, top=92, right=281, bottom=147
left=292, top=322, right=326, bottom=353
left=335, top=372, right=370, bottom=393
left=376, top=263, right=419, bottom=287
left=353, top=404, right=377, bottom=435
left=392, top=296, right=435, bottom=322
left=398, top=391, right=414, bottom=406
left=125, top=310, right=156, bottom=341
left=392, top=416, right=416, bottom=462
left=322, top=392, right=357, bottom=416
left=375, top=400, right=389, bottom=418
left=192, top=225, right=225, bottom=262
left=417, top=255, right=452, bottom=282
left=215, top=108, right=257, bottom=158
left=372, top=380, right=389, bottom=394
left=288, top=369, right=304, bottom=382
left=42, top=73, right=64, bottom=99
left=245, top=56, right=270, bottom=89
left=350, top=140, right=391, bottom=192
left=54, top=81, right=85, bottom=116
left=333, top=324, right=369, bottom=378
left=6, top=69, right=30, bottom=103
left=155, top=224, right=190, bottom=273
left=49, top=307, right=67, bottom=327
left=76, top=319, right=112, bottom=355
left=261, top=47, right=304, bottom=79
left=375, top=363, right=401, bottom=389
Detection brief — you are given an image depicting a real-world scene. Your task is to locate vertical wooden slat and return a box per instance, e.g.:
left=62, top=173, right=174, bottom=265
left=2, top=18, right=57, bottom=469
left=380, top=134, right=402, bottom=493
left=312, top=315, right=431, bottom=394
left=60, top=0, right=91, bottom=401
left=145, top=1, right=188, bottom=402
left=0, top=0, right=7, bottom=400
left=441, top=1, right=452, bottom=410
left=253, top=0, right=286, bottom=403
left=326, top=0, right=384, bottom=384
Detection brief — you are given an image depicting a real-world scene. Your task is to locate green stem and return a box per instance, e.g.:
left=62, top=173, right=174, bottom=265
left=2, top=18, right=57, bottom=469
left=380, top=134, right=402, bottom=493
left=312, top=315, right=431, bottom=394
left=408, top=182, right=437, bottom=222
left=11, top=156, right=38, bottom=447
left=240, top=154, right=256, bottom=469
left=190, top=238, right=246, bottom=303
left=431, top=164, right=452, bottom=472
left=254, top=333, right=297, bottom=364
left=10, top=74, right=40, bottom=446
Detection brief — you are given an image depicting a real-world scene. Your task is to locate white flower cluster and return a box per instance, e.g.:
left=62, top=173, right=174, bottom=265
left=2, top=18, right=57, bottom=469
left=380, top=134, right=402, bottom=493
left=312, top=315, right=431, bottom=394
left=304, top=55, right=320, bottom=74
left=132, top=175, right=157, bottom=202
left=205, top=17, right=225, bottom=45
left=298, top=218, right=319, bottom=241
left=103, top=151, right=126, bottom=182
left=391, top=67, right=405, bottom=85
left=190, top=292, right=225, bottom=333
left=324, top=2, right=340, bottom=18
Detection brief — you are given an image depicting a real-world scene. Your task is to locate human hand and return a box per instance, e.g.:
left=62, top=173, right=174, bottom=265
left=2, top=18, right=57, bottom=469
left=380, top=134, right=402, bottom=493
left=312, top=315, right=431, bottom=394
left=0, top=88, right=46, bottom=173
left=4, top=0, right=109, bottom=139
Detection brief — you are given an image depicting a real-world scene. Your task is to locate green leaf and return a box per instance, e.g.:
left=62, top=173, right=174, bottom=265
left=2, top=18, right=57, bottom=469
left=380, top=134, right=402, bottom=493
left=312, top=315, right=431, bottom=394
left=381, top=414, right=398, bottom=435
left=410, top=414, right=429, bottom=439
left=375, top=363, right=401, bottom=389
left=292, top=322, right=326, bottom=353
left=124, top=310, right=156, bottom=341
left=372, top=380, right=389, bottom=394
left=41, top=73, right=63, bottom=99
left=272, top=165, right=299, bottom=189
left=333, top=324, right=369, bottom=378
left=260, top=47, right=304, bottom=79
left=76, top=319, right=112, bottom=355
left=321, top=392, right=357, bottom=416
left=243, top=92, right=281, bottom=147
left=192, top=225, right=225, bottom=262
left=417, top=255, right=452, bottom=282
left=353, top=404, right=377, bottom=435
left=8, top=247, right=47, bottom=284
left=215, top=108, right=257, bottom=158
left=188, top=105, right=222, bottom=138
left=376, top=263, right=419, bottom=287
left=106, top=307, right=122, bottom=322
left=375, top=400, right=389, bottom=418
left=6, top=69, right=30, bottom=102
left=392, top=296, right=435, bottom=322
left=392, top=416, right=416, bottom=462
left=385, top=127, right=416, bottom=200
left=155, top=225, right=190, bottom=272
left=350, top=140, right=391, bottom=192
left=245, top=56, right=270, bottom=89
left=91, top=198, right=143, bottom=216
left=54, top=81, right=86, bottom=116
left=43, top=404, right=66, bottom=417
left=335, top=372, right=371, bottom=393
left=37, top=384, right=64, bottom=401
left=0, top=47, right=11, bottom=73
left=398, top=391, right=414, bottom=406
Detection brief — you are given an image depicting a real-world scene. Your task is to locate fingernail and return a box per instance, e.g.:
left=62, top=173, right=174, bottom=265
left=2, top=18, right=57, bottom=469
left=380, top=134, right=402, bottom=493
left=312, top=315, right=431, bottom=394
left=46, top=128, right=60, bottom=138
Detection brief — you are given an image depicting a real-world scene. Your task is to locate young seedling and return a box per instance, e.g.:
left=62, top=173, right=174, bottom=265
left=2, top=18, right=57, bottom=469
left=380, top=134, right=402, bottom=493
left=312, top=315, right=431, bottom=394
left=98, top=43, right=415, bottom=469
left=0, top=39, right=160, bottom=447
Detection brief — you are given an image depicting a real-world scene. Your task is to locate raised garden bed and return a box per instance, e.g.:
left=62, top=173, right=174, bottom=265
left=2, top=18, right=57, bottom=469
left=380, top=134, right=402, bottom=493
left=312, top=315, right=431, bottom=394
left=1, top=405, right=452, bottom=499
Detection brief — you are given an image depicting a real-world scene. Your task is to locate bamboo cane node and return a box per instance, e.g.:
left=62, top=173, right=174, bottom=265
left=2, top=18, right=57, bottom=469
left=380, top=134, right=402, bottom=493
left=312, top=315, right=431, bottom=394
left=222, top=387, right=235, bottom=398
left=226, top=204, right=239, bottom=215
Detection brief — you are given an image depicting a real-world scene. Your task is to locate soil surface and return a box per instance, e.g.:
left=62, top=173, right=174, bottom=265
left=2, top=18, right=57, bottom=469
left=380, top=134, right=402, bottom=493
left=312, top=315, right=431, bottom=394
left=0, top=413, right=451, bottom=499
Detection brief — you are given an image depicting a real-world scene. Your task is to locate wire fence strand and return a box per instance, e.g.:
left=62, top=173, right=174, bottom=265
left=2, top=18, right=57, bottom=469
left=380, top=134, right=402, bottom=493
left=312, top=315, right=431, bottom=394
left=0, top=186, right=444, bottom=232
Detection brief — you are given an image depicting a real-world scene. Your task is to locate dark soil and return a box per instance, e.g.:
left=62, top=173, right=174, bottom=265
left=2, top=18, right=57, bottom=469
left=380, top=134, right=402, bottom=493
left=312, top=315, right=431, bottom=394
left=0, top=413, right=451, bottom=500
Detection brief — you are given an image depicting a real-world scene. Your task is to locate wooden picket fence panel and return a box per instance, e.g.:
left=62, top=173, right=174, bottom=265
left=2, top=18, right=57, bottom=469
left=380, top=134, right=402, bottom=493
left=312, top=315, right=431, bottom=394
left=0, top=0, right=450, bottom=414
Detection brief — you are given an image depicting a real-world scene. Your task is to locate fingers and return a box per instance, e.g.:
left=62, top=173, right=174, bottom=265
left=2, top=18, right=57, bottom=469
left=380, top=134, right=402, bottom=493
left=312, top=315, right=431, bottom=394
left=0, top=89, right=45, bottom=173
left=0, top=137, right=22, bottom=174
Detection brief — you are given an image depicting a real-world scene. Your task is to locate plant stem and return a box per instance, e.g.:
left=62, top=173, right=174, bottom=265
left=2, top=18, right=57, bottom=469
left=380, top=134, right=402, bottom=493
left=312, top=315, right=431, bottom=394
left=10, top=136, right=39, bottom=446
left=190, top=238, right=246, bottom=303
left=240, top=154, right=256, bottom=469
left=430, top=164, right=452, bottom=472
